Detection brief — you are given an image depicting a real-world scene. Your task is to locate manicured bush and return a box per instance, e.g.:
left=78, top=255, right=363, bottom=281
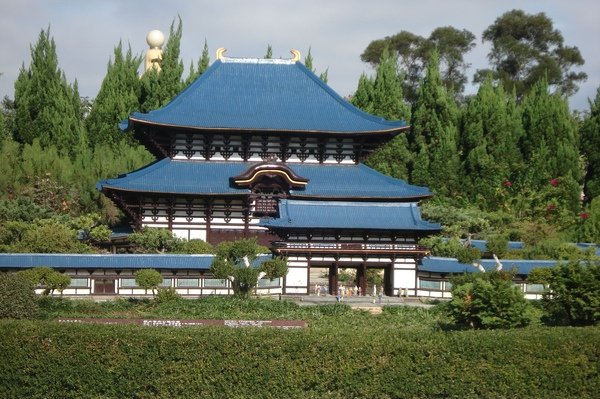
left=0, top=320, right=598, bottom=398
left=530, top=260, right=600, bottom=326
left=135, top=269, right=163, bottom=296
left=0, top=272, right=38, bottom=319
left=446, top=270, right=533, bottom=329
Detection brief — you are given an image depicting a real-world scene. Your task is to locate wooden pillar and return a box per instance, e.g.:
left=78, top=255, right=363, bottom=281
left=357, top=263, right=367, bottom=296
left=328, top=262, right=338, bottom=296
left=384, top=264, right=393, bottom=296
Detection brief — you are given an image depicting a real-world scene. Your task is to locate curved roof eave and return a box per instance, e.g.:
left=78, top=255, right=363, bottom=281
left=124, top=116, right=410, bottom=136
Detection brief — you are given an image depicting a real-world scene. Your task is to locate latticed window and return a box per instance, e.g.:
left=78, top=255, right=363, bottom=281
left=254, top=195, right=278, bottom=216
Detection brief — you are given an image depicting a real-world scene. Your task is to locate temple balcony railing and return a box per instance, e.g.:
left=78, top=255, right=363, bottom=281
left=271, top=241, right=430, bottom=256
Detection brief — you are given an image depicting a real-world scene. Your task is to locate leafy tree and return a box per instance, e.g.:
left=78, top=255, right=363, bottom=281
left=13, top=28, right=85, bottom=156
left=46, top=271, right=71, bottom=296
left=361, top=27, right=475, bottom=101
left=10, top=220, right=91, bottom=253
left=0, top=197, right=54, bottom=223
left=486, top=234, right=509, bottom=258
left=530, top=260, right=600, bottom=326
left=410, top=51, right=461, bottom=197
left=135, top=269, right=163, bottom=296
left=427, top=26, right=476, bottom=98
left=139, top=17, right=184, bottom=112
left=475, top=9, right=587, bottom=98
left=18, top=267, right=71, bottom=295
left=179, top=239, right=214, bottom=254
left=86, top=41, right=142, bottom=148
left=460, top=77, right=523, bottom=208
left=186, top=38, right=210, bottom=86
left=446, top=270, right=533, bottom=329
left=129, top=226, right=183, bottom=253
left=210, top=238, right=287, bottom=298
left=581, top=87, right=600, bottom=201
left=0, top=272, right=38, bottom=319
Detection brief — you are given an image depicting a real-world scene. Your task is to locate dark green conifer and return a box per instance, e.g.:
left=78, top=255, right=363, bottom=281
left=461, top=77, right=523, bottom=207
left=410, top=51, right=461, bottom=197
left=13, top=28, right=84, bottom=157
left=519, top=79, right=582, bottom=213
left=86, top=41, right=142, bottom=148
left=581, top=87, right=600, bottom=201
left=140, top=18, right=184, bottom=112
left=186, top=39, right=210, bottom=86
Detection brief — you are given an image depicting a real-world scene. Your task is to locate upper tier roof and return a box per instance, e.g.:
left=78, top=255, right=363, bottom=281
left=122, top=57, right=408, bottom=134
left=259, top=200, right=441, bottom=231
left=97, top=159, right=433, bottom=200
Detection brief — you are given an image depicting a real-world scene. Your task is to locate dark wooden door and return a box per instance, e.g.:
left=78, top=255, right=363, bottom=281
left=94, top=278, right=115, bottom=294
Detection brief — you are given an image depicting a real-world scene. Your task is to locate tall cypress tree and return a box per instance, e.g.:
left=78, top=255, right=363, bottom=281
left=581, top=87, right=600, bottom=201
left=13, top=28, right=84, bottom=156
left=521, top=79, right=581, bottom=182
left=86, top=41, right=142, bottom=148
left=520, top=79, right=582, bottom=213
left=352, top=48, right=411, bottom=180
left=461, top=77, right=523, bottom=207
left=264, top=45, right=273, bottom=59
left=186, top=38, right=210, bottom=86
left=351, top=73, right=374, bottom=113
left=410, top=51, right=461, bottom=197
left=303, top=47, right=328, bottom=83
left=140, top=17, right=184, bottom=112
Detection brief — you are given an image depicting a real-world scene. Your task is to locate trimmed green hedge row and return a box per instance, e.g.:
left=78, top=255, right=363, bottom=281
left=1, top=320, right=598, bottom=398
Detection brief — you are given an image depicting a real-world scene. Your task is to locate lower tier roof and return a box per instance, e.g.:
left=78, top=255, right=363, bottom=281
left=97, top=159, right=432, bottom=200
left=420, top=256, right=560, bottom=275
left=260, top=200, right=441, bottom=231
left=0, top=254, right=269, bottom=270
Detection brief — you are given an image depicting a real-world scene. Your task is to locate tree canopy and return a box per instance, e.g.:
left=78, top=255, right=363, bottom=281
left=361, top=27, right=476, bottom=101
left=475, top=9, right=587, bottom=98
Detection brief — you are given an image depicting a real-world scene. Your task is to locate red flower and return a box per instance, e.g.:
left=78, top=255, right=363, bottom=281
left=580, top=212, right=589, bottom=220
left=547, top=204, right=557, bottom=211
left=502, top=180, right=512, bottom=187
left=549, top=178, right=560, bottom=187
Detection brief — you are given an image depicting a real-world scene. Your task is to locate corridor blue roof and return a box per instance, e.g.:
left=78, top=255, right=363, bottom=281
left=122, top=57, right=407, bottom=134
left=0, top=253, right=214, bottom=270
left=419, top=256, right=559, bottom=275
left=0, top=253, right=271, bottom=270
left=259, top=200, right=441, bottom=231
left=97, top=159, right=433, bottom=200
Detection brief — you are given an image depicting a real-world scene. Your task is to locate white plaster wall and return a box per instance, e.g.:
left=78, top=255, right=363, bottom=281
left=286, top=267, right=308, bottom=287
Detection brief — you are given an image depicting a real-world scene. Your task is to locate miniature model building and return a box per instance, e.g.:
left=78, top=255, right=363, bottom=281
left=97, top=49, right=442, bottom=296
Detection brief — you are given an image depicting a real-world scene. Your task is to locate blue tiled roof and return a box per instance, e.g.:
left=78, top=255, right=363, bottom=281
left=0, top=253, right=271, bottom=270
left=259, top=200, right=441, bottom=231
left=419, top=256, right=559, bottom=275
left=0, top=253, right=214, bottom=270
left=123, top=58, right=407, bottom=133
left=98, top=159, right=433, bottom=200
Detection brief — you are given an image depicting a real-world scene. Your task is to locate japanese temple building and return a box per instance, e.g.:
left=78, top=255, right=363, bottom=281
left=95, top=49, right=441, bottom=296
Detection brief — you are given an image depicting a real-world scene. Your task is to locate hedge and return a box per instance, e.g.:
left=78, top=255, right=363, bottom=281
left=0, top=320, right=598, bottom=398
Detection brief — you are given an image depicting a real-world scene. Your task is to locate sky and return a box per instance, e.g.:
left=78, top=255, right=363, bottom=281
left=1, top=0, right=599, bottom=111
